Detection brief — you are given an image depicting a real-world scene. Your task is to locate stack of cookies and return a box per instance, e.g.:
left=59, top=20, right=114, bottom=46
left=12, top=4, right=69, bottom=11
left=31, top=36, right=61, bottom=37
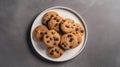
left=34, top=11, right=84, bottom=58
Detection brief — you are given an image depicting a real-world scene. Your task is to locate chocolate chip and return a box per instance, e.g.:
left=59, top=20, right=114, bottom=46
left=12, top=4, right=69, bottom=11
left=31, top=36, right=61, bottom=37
left=47, top=40, right=50, bottom=43
left=40, top=32, right=43, bottom=35
left=78, top=42, right=80, bottom=44
left=81, top=30, right=84, bottom=33
left=55, top=49, right=57, bottom=51
left=62, top=43, right=64, bottom=45
left=75, top=28, right=79, bottom=31
left=51, top=50, right=54, bottom=52
left=45, top=18, right=51, bottom=25
left=44, top=32, right=47, bottom=34
left=53, top=43, right=56, bottom=45
left=51, top=15, right=53, bottom=17
left=50, top=52, right=53, bottom=55
left=69, top=38, right=73, bottom=42
left=65, top=25, right=70, bottom=28
left=46, top=36, right=49, bottom=38
left=51, top=32, right=55, bottom=34
left=56, top=19, right=59, bottom=22
left=70, top=46, right=72, bottom=48
left=54, top=17, right=57, bottom=20
left=60, top=53, right=62, bottom=56
left=54, top=23, right=57, bottom=27
left=50, top=38, right=52, bottom=40
left=64, top=45, right=66, bottom=47
left=63, top=20, right=65, bottom=22
left=68, top=35, right=72, bottom=37
left=73, top=33, right=75, bottom=34
left=61, top=22, right=63, bottom=24
left=54, top=37, right=59, bottom=41
left=56, top=51, right=59, bottom=53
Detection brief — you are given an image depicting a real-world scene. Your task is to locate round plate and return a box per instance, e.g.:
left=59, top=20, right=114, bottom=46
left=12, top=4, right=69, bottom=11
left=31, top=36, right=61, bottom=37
left=30, top=6, right=88, bottom=62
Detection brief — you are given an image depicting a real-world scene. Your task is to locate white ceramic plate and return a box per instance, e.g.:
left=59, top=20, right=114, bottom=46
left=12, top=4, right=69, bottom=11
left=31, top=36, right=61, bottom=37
left=30, top=6, right=88, bottom=62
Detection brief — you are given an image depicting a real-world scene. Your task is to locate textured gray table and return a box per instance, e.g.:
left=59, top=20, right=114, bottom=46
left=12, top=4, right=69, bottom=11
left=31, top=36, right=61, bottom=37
left=0, top=0, right=120, bottom=67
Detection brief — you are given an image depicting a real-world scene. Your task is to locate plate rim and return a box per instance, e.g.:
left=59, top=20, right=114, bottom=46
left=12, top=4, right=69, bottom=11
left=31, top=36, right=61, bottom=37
left=30, top=6, right=88, bottom=62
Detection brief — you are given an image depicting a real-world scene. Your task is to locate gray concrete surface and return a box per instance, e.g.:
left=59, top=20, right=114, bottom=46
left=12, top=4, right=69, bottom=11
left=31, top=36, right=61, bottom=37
left=0, top=0, right=120, bottom=67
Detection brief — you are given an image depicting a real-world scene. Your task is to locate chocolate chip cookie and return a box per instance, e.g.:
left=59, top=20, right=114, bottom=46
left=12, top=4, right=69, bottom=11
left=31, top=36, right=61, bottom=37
left=34, top=25, right=48, bottom=41
left=71, top=31, right=82, bottom=45
left=73, top=23, right=85, bottom=36
left=48, top=15, right=63, bottom=32
left=60, top=33, right=78, bottom=50
left=47, top=46, right=64, bottom=58
left=43, top=30, right=60, bottom=47
left=42, top=11, right=59, bottom=26
left=60, top=18, right=75, bottom=33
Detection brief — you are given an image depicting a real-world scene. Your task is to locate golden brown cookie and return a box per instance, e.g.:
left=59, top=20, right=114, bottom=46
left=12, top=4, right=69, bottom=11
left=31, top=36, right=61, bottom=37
left=47, top=46, right=64, bottom=58
left=73, top=23, right=85, bottom=36
left=34, top=25, right=48, bottom=41
left=42, top=11, right=59, bottom=26
left=71, top=31, right=82, bottom=45
left=60, top=33, right=78, bottom=50
left=48, top=15, right=63, bottom=32
left=60, top=18, right=75, bottom=33
left=43, top=30, right=60, bottom=47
